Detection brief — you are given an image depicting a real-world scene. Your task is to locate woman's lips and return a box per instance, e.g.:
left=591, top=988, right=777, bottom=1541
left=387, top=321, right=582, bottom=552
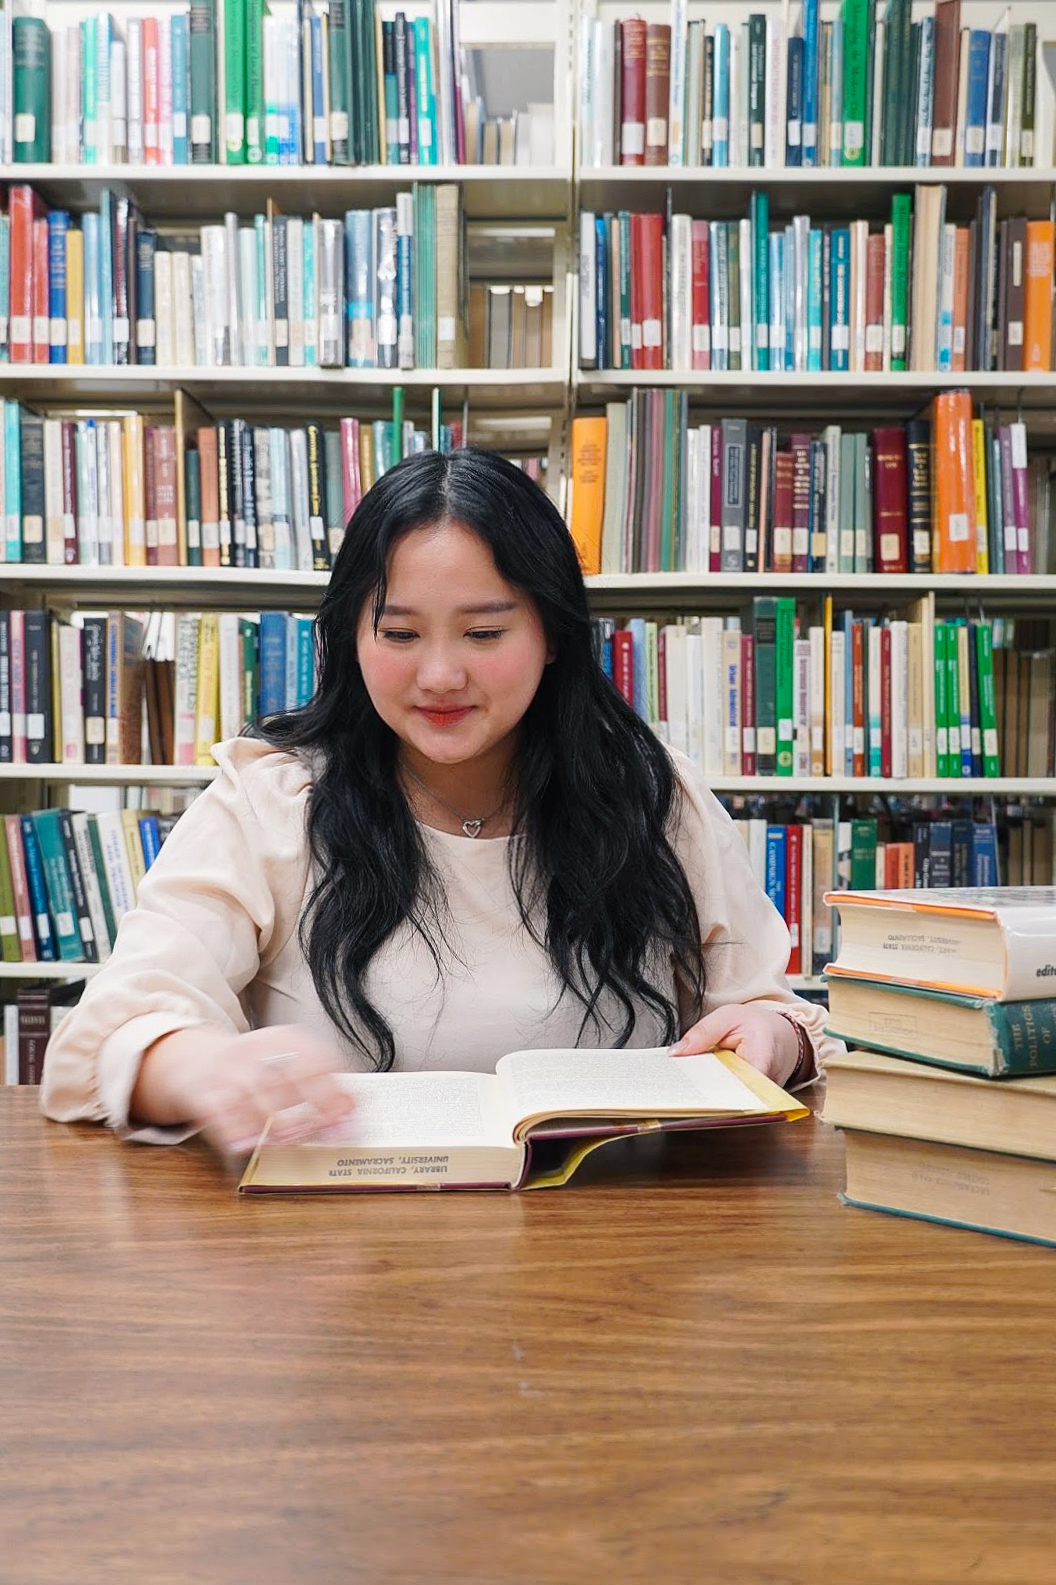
left=417, top=706, right=474, bottom=726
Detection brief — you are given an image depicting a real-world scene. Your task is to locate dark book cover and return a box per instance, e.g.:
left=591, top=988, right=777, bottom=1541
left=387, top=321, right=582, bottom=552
left=23, top=609, right=52, bottom=763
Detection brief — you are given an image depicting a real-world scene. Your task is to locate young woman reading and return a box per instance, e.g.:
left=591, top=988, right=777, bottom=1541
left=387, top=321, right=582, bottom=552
left=42, top=449, right=840, bottom=1151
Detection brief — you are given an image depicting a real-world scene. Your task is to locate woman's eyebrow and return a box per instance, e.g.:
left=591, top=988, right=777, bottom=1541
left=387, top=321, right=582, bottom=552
left=379, top=600, right=519, bottom=616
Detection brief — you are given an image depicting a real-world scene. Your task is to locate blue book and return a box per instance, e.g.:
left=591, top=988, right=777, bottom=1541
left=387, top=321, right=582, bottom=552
left=594, top=214, right=609, bottom=369
left=283, top=615, right=300, bottom=708
left=971, top=822, right=999, bottom=885
left=396, top=216, right=413, bottom=369
left=413, top=17, right=436, bottom=166
left=138, top=814, right=162, bottom=868
left=171, top=13, right=190, bottom=163
left=785, top=34, right=804, bottom=166
left=302, top=223, right=316, bottom=367
left=19, top=815, right=57, bottom=961
left=712, top=24, right=730, bottom=167
left=801, top=0, right=820, bottom=166
left=783, top=223, right=795, bottom=369
left=627, top=617, right=647, bottom=719
left=767, top=231, right=785, bottom=371
left=765, top=826, right=786, bottom=921
left=295, top=616, right=315, bottom=705
left=82, top=213, right=104, bottom=364
left=951, top=819, right=972, bottom=887
left=929, top=821, right=953, bottom=887
left=987, top=30, right=1008, bottom=167
left=258, top=612, right=288, bottom=716
left=310, top=15, right=327, bottom=163
left=47, top=212, right=69, bottom=365
left=806, top=227, right=823, bottom=371
left=134, top=227, right=156, bottom=365
left=830, top=226, right=850, bottom=371
left=98, top=191, right=114, bottom=364
left=963, top=30, right=990, bottom=167
left=5, top=400, right=21, bottom=560
left=344, top=209, right=375, bottom=368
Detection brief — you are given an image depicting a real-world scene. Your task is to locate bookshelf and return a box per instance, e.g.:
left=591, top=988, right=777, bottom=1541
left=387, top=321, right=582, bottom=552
left=3, top=0, right=1056, bottom=998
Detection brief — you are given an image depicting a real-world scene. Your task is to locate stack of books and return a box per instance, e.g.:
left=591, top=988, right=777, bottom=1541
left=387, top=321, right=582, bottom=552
left=821, top=886, right=1056, bottom=1247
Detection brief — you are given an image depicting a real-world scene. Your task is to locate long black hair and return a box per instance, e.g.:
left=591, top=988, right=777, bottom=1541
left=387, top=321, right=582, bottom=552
left=260, top=447, right=704, bottom=1067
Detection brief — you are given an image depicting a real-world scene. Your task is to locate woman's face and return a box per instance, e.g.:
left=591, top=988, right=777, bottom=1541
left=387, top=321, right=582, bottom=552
left=355, top=519, right=552, bottom=774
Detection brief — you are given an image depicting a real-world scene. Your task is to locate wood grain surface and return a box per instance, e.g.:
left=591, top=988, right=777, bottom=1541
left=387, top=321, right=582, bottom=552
left=3, top=1089, right=1056, bottom=1585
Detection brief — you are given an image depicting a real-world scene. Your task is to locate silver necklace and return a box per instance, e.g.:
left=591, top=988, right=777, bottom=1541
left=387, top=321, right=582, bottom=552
left=400, top=763, right=507, bottom=838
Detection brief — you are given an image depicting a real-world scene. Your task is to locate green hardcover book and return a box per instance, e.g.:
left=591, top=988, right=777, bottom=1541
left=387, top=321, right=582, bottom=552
left=751, top=189, right=769, bottom=371
left=240, top=617, right=259, bottom=724
left=861, top=0, right=876, bottom=165
left=848, top=817, right=877, bottom=889
left=85, top=816, right=119, bottom=949
left=185, top=446, right=202, bottom=568
left=328, top=0, right=352, bottom=164
left=1020, top=22, right=1037, bottom=168
left=827, top=982, right=1056, bottom=1079
left=224, top=0, right=246, bottom=162
left=350, top=0, right=379, bottom=164
left=933, top=620, right=949, bottom=777
left=189, top=0, right=218, bottom=163
left=946, top=618, right=962, bottom=770
left=747, top=12, right=766, bottom=167
left=775, top=596, right=796, bottom=774
left=727, top=220, right=741, bottom=371
left=840, top=0, right=869, bottom=166
left=13, top=15, right=50, bottom=162
left=752, top=596, right=778, bottom=775
left=976, top=622, right=1000, bottom=777
left=30, top=810, right=84, bottom=962
left=245, top=0, right=265, bottom=164
left=889, top=192, right=911, bottom=370
left=0, top=825, right=20, bottom=960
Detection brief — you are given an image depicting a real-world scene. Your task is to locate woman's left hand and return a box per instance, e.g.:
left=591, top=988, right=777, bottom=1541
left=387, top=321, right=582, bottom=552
left=670, top=1003, right=801, bottom=1086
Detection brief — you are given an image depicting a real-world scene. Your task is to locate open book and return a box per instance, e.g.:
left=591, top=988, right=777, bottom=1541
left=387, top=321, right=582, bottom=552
left=238, top=1046, right=808, bottom=1193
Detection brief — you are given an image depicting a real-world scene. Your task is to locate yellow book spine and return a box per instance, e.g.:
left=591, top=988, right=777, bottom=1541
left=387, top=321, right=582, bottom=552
left=65, top=229, right=84, bottom=365
left=120, top=808, right=148, bottom=893
left=194, top=613, right=220, bottom=765
left=971, top=417, right=989, bottom=574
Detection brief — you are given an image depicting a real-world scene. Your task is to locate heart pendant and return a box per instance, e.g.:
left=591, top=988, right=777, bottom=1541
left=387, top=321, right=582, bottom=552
left=461, top=819, right=484, bottom=838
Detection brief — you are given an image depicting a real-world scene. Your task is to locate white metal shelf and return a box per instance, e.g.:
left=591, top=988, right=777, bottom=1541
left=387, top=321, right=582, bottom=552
left=0, top=764, right=218, bottom=785
left=576, top=369, right=1056, bottom=395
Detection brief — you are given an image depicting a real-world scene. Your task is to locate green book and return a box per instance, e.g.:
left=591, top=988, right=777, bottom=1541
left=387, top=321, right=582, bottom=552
left=328, top=0, right=352, bottom=164
left=775, top=596, right=796, bottom=774
left=13, top=16, right=50, bottom=162
left=933, top=620, right=950, bottom=777
left=85, top=817, right=118, bottom=950
left=224, top=0, right=246, bottom=162
left=747, top=13, right=767, bottom=167
left=840, top=0, right=869, bottom=166
left=190, top=0, right=218, bottom=163
left=240, top=618, right=259, bottom=724
left=245, top=0, right=265, bottom=164
left=0, top=826, right=20, bottom=960
left=945, top=619, right=961, bottom=771
left=185, top=446, right=202, bottom=569
left=889, top=193, right=911, bottom=370
left=30, top=810, right=84, bottom=962
left=848, top=818, right=877, bottom=888
left=976, top=622, right=1000, bottom=778
left=752, top=596, right=778, bottom=775
left=349, top=0, right=379, bottom=164
left=825, top=981, right=1056, bottom=1079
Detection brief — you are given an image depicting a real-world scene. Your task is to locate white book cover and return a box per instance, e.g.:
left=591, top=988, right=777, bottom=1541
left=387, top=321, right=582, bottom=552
left=173, top=613, right=201, bottom=766
left=793, top=635, right=810, bottom=777
left=747, top=818, right=767, bottom=890
left=764, top=10, right=786, bottom=169
left=190, top=255, right=207, bottom=366
left=701, top=616, right=724, bottom=778
left=954, top=24, right=970, bottom=166
left=217, top=613, right=243, bottom=743
left=829, top=626, right=846, bottom=777
left=95, top=811, right=136, bottom=920
left=158, top=18, right=173, bottom=164
left=808, top=625, right=825, bottom=777
left=111, top=37, right=127, bottom=163
left=154, top=250, right=174, bottom=365
left=670, top=214, right=692, bottom=374
left=739, top=216, right=753, bottom=371
left=685, top=627, right=704, bottom=766
left=578, top=211, right=597, bottom=368
left=238, top=228, right=258, bottom=371
left=95, top=423, right=113, bottom=565
left=287, top=216, right=305, bottom=367
left=728, top=27, right=742, bottom=167
left=200, top=225, right=229, bottom=367
left=722, top=626, right=742, bottom=776
left=822, top=424, right=840, bottom=575
left=663, top=624, right=688, bottom=757
left=695, top=425, right=712, bottom=574
left=881, top=223, right=893, bottom=370
left=107, top=420, right=125, bottom=568
left=224, top=212, right=242, bottom=365
left=173, top=251, right=196, bottom=368
left=127, top=18, right=144, bottom=163
left=850, top=219, right=867, bottom=372
left=668, top=0, right=688, bottom=165
left=288, top=429, right=314, bottom=571
left=890, top=619, right=908, bottom=779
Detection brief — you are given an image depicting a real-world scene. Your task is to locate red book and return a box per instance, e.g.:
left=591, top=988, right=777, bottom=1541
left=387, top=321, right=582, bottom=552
left=612, top=627, right=635, bottom=707
left=143, top=19, right=161, bottom=165
left=690, top=221, right=711, bottom=371
left=8, top=610, right=26, bottom=762
left=32, top=217, right=49, bottom=363
left=785, top=824, right=802, bottom=976
left=8, top=186, right=43, bottom=365
left=639, top=213, right=664, bottom=371
left=864, top=233, right=885, bottom=372
left=870, top=427, right=909, bottom=573
left=619, top=19, right=647, bottom=166
left=771, top=450, right=794, bottom=574
left=851, top=620, right=865, bottom=777
left=644, top=23, right=671, bottom=166
left=789, top=434, right=812, bottom=573
left=741, top=632, right=756, bottom=775
left=709, top=425, right=722, bottom=570
left=154, top=425, right=179, bottom=566
left=875, top=627, right=881, bottom=782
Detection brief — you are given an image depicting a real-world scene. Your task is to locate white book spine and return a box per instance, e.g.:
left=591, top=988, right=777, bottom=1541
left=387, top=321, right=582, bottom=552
left=870, top=18, right=883, bottom=165
left=288, top=429, right=313, bottom=570
left=578, top=211, right=597, bottom=368
left=891, top=620, right=908, bottom=780
left=668, top=0, right=688, bottom=165
left=664, top=625, right=688, bottom=757
left=173, top=252, right=196, bottom=368
left=793, top=636, right=811, bottom=777
left=696, top=425, right=711, bottom=574
left=882, top=223, right=893, bottom=371
left=154, top=250, right=174, bottom=366
left=95, top=812, right=136, bottom=918
left=173, top=614, right=200, bottom=765
left=670, top=214, right=692, bottom=374
left=954, top=24, right=970, bottom=166
left=43, top=418, right=63, bottom=563
left=287, top=217, right=305, bottom=367
left=217, top=613, right=242, bottom=743
left=127, top=20, right=144, bottom=164
left=190, top=255, right=208, bottom=366
left=722, top=626, right=742, bottom=775
left=200, top=226, right=229, bottom=366
left=578, top=16, right=595, bottom=168
left=808, top=625, right=825, bottom=776
left=59, top=622, right=84, bottom=762
left=110, top=38, right=127, bottom=163
left=107, top=420, right=126, bottom=568
left=685, top=629, right=704, bottom=766
left=829, top=627, right=846, bottom=777
left=701, top=616, right=724, bottom=777
left=158, top=18, right=173, bottom=164
left=739, top=216, right=753, bottom=371
left=224, top=212, right=242, bottom=365
left=822, top=423, right=841, bottom=576
left=238, top=228, right=258, bottom=374
left=764, top=14, right=785, bottom=170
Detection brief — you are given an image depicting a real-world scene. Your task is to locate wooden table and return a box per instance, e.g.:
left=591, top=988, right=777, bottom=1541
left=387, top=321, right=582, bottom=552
left=4, top=1090, right=1056, bottom=1585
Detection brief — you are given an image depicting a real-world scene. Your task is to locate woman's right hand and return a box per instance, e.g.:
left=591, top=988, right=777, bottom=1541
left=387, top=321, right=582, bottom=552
left=131, top=1023, right=356, bottom=1154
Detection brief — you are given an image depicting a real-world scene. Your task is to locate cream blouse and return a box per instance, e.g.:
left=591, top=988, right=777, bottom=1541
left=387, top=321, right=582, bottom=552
left=41, top=736, right=841, bottom=1137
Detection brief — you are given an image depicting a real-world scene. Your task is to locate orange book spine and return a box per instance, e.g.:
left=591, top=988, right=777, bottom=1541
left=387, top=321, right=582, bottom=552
left=31, top=217, right=49, bottom=363
left=1024, top=219, right=1055, bottom=372
left=568, top=416, right=607, bottom=577
left=9, top=186, right=40, bottom=364
left=932, top=391, right=975, bottom=574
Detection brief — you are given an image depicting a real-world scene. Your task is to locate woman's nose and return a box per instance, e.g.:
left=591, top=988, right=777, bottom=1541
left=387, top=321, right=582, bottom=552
left=416, top=645, right=468, bottom=691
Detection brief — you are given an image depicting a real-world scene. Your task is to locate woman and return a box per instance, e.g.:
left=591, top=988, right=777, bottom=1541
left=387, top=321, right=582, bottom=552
left=42, top=448, right=839, bottom=1151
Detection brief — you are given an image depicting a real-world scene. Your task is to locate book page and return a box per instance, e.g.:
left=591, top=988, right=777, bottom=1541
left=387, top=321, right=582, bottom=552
left=308, top=1070, right=510, bottom=1149
left=496, top=1048, right=777, bottom=1134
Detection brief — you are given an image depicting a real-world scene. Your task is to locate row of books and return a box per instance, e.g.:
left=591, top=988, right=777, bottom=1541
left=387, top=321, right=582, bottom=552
left=569, top=392, right=1053, bottom=578
left=579, top=190, right=1056, bottom=375
left=3, top=982, right=82, bottom=1084
left=821, top=887, right=1056, bottom=1249
left=466, top=282, right=554, bottom=370
left=735, top=810, right=1009, bottom=976
left=594, top=604, right=1055, bottom=781
left=0, top=404, right=470, bottom=568
left=0, top=803, right=172, bottom=966
left=2, top=0, right=505, bottom=168
left=580, top=3, right=1043, bottom=171
left=1, top=183, right=472, bottom=370
left=0, top=607, right=320, bottom=769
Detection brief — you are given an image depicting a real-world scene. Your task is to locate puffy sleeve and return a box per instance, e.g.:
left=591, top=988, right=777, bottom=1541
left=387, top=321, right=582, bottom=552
left=667, top=748, right=845, bottom=1080
left=40, top=737, right=314, bottom=1132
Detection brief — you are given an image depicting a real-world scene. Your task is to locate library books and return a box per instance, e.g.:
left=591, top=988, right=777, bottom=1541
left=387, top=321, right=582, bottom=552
left=580, top=5, right=1045, bottom=171
left=2, top=982, right=83, bottom=1084
left=579, top=192, right=1054, bottom=375
left=238, top=1045, right=807, bottom=1192
left=824, top=979, right=1056, bottom=1077
left=585, top=394, right=1055, bottom=578
left=824, top=885, right=1056, bottom=999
